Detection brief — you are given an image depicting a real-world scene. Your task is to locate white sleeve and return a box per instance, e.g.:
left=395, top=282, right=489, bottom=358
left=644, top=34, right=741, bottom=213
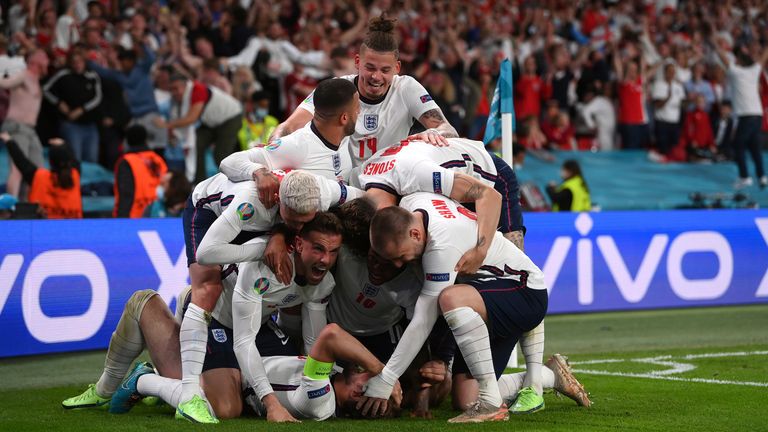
left=651, top=81, right=667, bottom=100
left=420, top=247, right=461, bottom=297
left=297, top=92, right=316, bottom=115
left=403, top=77, right=441, bottom=120
left=280, top=41, right=326, bottom=67
left=580, top=103, right=597, bottom=130
left=316, top=176, right=363, bottom=210
left=402, top=160, right=456, bottom=197
left=301, top=301, right=328, bottom=355
left=219, top=148, right=271, bottom=182
left=233, top=268, right=272, bottom=400
left=227, top=37, right=263, bottom=68
left=195, top=191, right=269, bottom=265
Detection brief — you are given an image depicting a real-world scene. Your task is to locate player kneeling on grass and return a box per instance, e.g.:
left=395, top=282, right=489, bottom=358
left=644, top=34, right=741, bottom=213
left=359, top=193, right=548, bottom=422
left=61, top=269, right=244, bottom=419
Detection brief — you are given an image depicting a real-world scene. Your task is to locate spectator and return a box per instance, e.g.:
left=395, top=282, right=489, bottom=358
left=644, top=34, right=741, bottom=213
left=238, top=91, right=279, bottom=150
left=577, top=84, right=616, bottom=151
left=88, top=44, right=167, bottom=155
left=157, top=73, right=242, bottom=183
left=96, top=75, right=131, bottom=170
left=1, top=132, right=82, bottom=219
left=541, top=101, right=575, bottom=150
left=43, top=50, right=102, bottom=163
left=113, top=125, right=168, bottom=218
left=715, top=43, right=768, bottom=189
left=685, top=62, right=716, bottom=113
left=651, top=62, right=686, bottom=158
left=546, top=159, right=591, bottom=212
left=712, top=101, right=736, bottom=161
left=201, top=58, right=233, bottom=95
left=614, top=54, right=650, bottom=150
left=515, top=56, right=545, bottom=121
left=0, top=49, right=49, bottom=199
left=677, top=94, right=716, bottom=162
left=143, top=170, right=192, bottom=218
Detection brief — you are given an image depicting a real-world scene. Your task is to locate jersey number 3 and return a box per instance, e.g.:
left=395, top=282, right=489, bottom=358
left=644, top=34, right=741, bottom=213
left=358, top=137, right=378, bottom=158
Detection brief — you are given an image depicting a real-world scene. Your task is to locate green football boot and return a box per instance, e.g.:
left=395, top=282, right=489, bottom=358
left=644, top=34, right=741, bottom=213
left=62, top=384, right=110, bottom=410
left=509, top=386, right=545, bottom=414
left=175, top=394, right=219, bottom=424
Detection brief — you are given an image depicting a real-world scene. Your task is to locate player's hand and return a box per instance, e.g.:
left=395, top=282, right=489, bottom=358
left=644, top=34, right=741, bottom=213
left=49, top=138, right=66, bottom=147
left=252, top=168, right=280, bottom=209
left=391, top=380, right=403, bottom=407
left=455, top=245, right=488, bottom=274
left=419, top=360, right=447, bottom=385
left=264, top=233, right=293, bottom=285
left=153, top=116, right=168, bottom=129
left=266, top=404, right=301, bottom=423
left=407, top=129, right=449, bottom=147
left=357, top=396, right=389, bottom=417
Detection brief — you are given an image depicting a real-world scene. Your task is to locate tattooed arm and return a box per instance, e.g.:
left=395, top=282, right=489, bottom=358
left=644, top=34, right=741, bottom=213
left=449, top=173, right=502, bottom=274
left=408, top=108, right=459, bottom=146
left=504, top=230, right=525, bottom=251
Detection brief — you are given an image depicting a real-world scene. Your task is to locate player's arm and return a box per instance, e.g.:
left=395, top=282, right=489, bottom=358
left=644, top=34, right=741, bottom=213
left=219, top=148, right=272, bottom=183
left=450, top=173, right=501, bottom=273
left=404, top=77, right=458, bottom=145
left=301, top=300, right=328, bottom=354
left=162, top=102, right=204, bottom=129
left=315, top=175, right=364, bottom=210
left=417, top=108, right=459, bottom=141
left=195, top=192, right=269, bottom=265
left=269, top=106, right=313, bottom=144
left=232, top=268, right=298, bottom=422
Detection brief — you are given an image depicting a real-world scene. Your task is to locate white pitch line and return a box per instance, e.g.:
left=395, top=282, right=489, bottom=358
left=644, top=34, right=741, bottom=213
left=569, top=359, right=626, bottom=365
left=571, top=368, right=768, bottom=387
left=682, top=351, right=768, bottom=360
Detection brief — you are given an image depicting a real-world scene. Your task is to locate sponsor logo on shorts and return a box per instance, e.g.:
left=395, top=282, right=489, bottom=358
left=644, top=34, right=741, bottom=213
left=364, top=114, right=378, bottom=131
left=253, top=277, right=270, bottom=295
left=426, top=273, right=451, bottom=281
left=420, top=94, right=433, bottom=103
left=432, top=172, right=442, bottom=194
left=307, top=384, right=331, bottom=399
left=237, top=202, right=255, bottom=221
left=211, top=328, right=227, bottom=343
left=266, top=139, right=281, bottom=151
left=280, top=294, right=299, bottom=305
left=363, top=283, right=379, bottom=298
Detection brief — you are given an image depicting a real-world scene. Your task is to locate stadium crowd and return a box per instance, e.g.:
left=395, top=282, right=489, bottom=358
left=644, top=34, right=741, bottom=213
left=0, top=0, right=767, bottom=219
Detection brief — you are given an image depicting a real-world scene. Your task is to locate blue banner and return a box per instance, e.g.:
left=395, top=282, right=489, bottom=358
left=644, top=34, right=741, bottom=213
left=1, top=210, right=767, bottom=357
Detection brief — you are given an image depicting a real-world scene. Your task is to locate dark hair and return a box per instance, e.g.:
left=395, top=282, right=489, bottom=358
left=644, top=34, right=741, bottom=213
left=202, top=57, right=221, bottom=72
left=117, top=47, right=137, bottom=61
left=169, top=72, right=188, bottom=83
left=164, top=170, right=192, bottom=209
left=361, top=16, right=399, bottom=57
left=734, top=45, right=754, bottom=66
left=251, top=90, right=269, bottom=102
left=370, top=206, right=412, bottom=251
left=49, top=142, right=76, bottom=190
left=563, top=159, right=589, bottom=192
left=312, top=78, right=358, bottom=121
left=125, top=125, right=147, bottom=149
left=299, top=211, right=343, bottom=239
left=332, top=198, right=376, bottom=257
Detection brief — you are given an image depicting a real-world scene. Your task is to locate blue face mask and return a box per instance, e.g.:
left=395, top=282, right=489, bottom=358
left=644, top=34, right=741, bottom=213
left=156, top=185, right=165, bottom=202
left=255, top=108, right=269, bottom=119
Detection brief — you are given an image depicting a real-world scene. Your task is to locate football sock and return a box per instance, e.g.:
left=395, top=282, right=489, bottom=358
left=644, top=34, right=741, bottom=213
left=95, top=292, right=148, bottom=398
left=180, top=303, right=209, bottom=403
left=138, top=374, right=182, bottom=408
left=521, top=322, right=545, bottom=395
left=498, top=367, right=555, bottom=402
left=444, top=306, right=503, bottom=408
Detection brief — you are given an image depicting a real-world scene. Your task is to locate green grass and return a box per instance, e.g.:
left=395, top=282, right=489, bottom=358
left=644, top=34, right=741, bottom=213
left=2, top=304, right=767, bottom=431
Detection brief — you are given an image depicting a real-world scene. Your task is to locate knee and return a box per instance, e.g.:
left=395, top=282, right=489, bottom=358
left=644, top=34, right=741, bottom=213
left=211, top=397, right=242, bottom=420
left=438, top=285, right=462, bottom=312
left=317, top=323, right=343, bottom=343
left=126, top=289, right=158, bottom=320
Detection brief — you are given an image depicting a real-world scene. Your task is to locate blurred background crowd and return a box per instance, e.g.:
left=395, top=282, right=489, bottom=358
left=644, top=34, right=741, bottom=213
left=0, top=0, right=766, bottom=218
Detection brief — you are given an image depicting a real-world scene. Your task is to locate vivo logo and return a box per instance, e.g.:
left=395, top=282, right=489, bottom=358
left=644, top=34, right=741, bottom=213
left=540, top=214, right=768, bottom=305
left=0, top=231, right=186, bottom=344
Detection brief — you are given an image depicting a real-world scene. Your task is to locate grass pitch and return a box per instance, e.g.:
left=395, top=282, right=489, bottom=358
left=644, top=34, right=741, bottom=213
left=1, top=304, right=766, bottom=431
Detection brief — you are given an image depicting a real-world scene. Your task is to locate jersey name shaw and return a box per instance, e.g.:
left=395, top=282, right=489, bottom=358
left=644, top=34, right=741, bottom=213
left=432, top=199, right=456, bottom=219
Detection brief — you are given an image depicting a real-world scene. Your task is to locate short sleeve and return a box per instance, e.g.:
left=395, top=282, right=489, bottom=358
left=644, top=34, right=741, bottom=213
left=402, top=76, right=440, bottom=120
left=190, top=82, right=209, bottom=105
left=297, top=90, right=316, bottom=115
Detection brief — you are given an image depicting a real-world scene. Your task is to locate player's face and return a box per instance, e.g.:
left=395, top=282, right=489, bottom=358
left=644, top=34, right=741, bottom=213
left=280, top=206, right=317, bottom=230
left=336, top=371, right=371, bottom=405
left=367, top=249, right=404, bottom=285
left=169, top=80, right=186, bottom=103
left=374, top=232, right=423, bottom=268
left=343, top=96, right=361, bottom=136
left=296, top=231, right=342, bottom=285
left=355, top=49, right=401, bottom=100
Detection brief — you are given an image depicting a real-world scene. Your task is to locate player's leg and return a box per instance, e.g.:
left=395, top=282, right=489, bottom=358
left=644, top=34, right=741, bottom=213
left=178, top=200, right=224, bottom=420
left=62, top=289, right=157, bottom=409
left=438, top=284, right=507, bottom=423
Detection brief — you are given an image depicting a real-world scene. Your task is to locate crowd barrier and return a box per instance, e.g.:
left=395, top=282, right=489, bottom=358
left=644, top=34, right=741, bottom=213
left=1, top=209, right=766, bottom=357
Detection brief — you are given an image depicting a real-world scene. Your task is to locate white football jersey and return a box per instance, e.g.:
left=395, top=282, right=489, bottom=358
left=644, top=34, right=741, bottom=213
left=299, top=75, right=439, bottom=167
left=357, top=139, right=497, bottom=197
left=247, top=356, right=336, bottom=420
left=219, top=122, right=350, bottom=182
left=328, top=247, right=422, bottom=336
left=399, top=192, right=546, bottom=297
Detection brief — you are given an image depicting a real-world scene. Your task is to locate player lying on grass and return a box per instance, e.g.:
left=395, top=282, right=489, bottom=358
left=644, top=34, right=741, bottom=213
left=179, top=169, right=360, bottom=423
left=332, top=198, right=589, bottom=417
left=360, top=193, right=548, bottom=423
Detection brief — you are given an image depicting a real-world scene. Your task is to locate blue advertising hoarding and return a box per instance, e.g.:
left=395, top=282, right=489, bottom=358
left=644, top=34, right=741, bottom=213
left=1, top=210, right=767, bottom=357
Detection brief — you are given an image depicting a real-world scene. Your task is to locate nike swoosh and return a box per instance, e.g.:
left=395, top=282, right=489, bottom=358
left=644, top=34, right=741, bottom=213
left=280, top=338, right=290, bottom=346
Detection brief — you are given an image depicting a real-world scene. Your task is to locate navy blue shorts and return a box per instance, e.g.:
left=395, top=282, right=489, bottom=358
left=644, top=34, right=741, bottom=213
left=451, top=276, right=547, bottom=378
left=489, top=153, right=524, bottom=234
left=182, top=197, right=218, bottom=266
left=354, top=318, right=408, bottom=363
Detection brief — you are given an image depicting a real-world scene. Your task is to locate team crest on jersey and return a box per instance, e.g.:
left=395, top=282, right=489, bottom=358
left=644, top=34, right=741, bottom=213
left=211, top=328, right=227, bottom=343
left=332, top=154, right=341, bottom=173
left=281, top=294, right=300, bottom=305
left=364, top=114, right=378, bottom=131
left=266, top=139, right=281, bottom=151
left=420, top=94, right=433, bottom=103
left=253, top=277, right=270, bottom=295
left=362, top=283, right=379, bottom=298
left=237, top=202, right=255, bottom=220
